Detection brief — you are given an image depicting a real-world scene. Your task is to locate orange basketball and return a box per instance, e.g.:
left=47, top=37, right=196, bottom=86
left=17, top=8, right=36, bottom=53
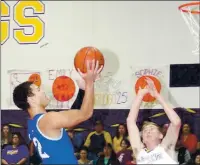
left=135, top=76, right=161, bottom=102
left=74, top=46, right=105, bottom=73
left=52, top=76, right=76, bottom=102
left=28, top=74, right=41, bottom=87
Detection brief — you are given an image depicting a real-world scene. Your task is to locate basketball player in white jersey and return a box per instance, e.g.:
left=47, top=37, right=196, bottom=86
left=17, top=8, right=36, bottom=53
left=127, top=77, right=181, bottom=164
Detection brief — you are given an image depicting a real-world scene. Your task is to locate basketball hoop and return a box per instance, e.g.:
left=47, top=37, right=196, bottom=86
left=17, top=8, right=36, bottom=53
left=178, top=2, right=200, bottom=55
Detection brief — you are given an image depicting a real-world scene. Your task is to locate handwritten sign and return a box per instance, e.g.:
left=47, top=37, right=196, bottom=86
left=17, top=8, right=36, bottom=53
left=7, top=69, right=128, bottom=109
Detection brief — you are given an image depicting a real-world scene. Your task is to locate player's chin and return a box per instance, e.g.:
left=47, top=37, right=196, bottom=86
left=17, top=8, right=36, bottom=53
left=43, top=99, right=50, bottom=107
left=46, top=99, right=51, bottom=105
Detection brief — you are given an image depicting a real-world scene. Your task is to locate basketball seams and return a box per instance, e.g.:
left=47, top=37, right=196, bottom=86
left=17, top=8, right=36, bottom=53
left=74, top=46, right=104, bottom=73
left=93, top=47, right=97, bottom=66
left=83, top=47, right=90, bottom=72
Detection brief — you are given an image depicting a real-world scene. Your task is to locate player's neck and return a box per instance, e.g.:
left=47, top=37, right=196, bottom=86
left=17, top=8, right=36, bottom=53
left=28, top=106, right=46, bottom=119
left=145, top=141, right=160, bottom=151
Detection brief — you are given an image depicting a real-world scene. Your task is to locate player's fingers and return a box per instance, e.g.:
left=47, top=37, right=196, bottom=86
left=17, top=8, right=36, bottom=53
left=145, top=78, right=153, bottom=87
left=91, top=59, right=95, bottom=71
left=95, top=74, right=101, bottom=81
left=86, top=60, right=90, bottom=71
left=96, top=65, right=103, bottom=74
left=77, top=68, right=84, bottom=77
left=146, top=77, right=154, bottom=86
left=94, top=60, right=99, bottom=73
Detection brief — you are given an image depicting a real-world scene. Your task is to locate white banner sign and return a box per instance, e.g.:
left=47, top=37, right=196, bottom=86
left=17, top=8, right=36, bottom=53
left=6, top=66, right=169, bottom=110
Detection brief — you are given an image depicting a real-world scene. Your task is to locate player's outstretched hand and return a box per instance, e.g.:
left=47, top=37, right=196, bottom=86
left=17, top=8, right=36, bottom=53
left=145, top=77, right=159, bottom=98
left=137, top=85, right=150, bottom=96
left=77, top=60, right=103, bottom=84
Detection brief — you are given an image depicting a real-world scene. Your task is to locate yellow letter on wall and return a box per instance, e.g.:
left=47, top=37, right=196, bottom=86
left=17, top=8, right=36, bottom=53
left=13, top=0, right=45, bottom=44
left=1, top=1, right=10, bottom=45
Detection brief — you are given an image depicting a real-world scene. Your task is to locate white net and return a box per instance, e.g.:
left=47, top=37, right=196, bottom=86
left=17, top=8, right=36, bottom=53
left=179, top=2, right=200, bottom=55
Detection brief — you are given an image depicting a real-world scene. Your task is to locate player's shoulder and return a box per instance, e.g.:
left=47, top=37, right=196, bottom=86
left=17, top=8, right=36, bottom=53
left=35, top=112, right=57, bottom=123
left=39, top=111, right=61, bottom=121
left=29, top=113, right=46, bottom=122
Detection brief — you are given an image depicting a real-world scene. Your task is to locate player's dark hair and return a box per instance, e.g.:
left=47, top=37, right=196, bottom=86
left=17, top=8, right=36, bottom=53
left=13, top=81, right=34, bottom=111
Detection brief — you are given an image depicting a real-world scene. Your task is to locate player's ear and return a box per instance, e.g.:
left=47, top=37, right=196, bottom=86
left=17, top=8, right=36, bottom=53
left=159, top=133, right=163, bottom=139
left=141, top=137, right=145, bottom=144
left=27, top=96, right=36, bottom=106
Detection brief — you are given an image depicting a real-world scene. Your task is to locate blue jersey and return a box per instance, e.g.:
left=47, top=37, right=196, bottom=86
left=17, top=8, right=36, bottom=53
left=28, top=113, right=78, bottom=164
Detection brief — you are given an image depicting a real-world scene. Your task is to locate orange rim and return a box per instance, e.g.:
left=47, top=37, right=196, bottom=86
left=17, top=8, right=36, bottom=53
left=179, top=2, right=200, bottom=14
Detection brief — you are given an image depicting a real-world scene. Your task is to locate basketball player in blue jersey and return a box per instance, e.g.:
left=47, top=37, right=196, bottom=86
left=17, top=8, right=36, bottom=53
left=13, top=60, right=103, bottom=164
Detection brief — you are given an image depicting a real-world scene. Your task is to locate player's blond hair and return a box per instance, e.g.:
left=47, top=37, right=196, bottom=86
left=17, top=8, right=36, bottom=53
left=142, top=121, right=162, bottom=133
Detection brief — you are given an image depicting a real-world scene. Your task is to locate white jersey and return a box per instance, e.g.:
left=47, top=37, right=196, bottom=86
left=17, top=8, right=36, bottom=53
left=136, top=145, right=178, bottom=164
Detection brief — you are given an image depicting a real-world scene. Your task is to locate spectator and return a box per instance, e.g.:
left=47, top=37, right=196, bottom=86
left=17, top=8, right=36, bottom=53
left=1, top=124, right=12, bottom=149
left=2, top=132, right=29, bottom=165
left=113, top=123, right=129, bottom=153
left=117, top=139, right=132, bottom=165
left=188, top=154, right=200, bottom=165
left=29, top=141, right=42, bottom=165
left=126, top=153, right=136, bottom=165
left=195, top=154, right=200, bottom=165
left=95, top=143, right=120, bottom=165
left=197, top=142, right=200, bottom=150
left=68, top=128, right=84, bottom=156
left=84, top=120, right=112, bottom=160
left=192, top=142, right=200, bottom=161
left=181, top=123, right=198, bottom=154
left=175, top=140, right=191, bottom=165
left=78, top=147, right=93, bottom=164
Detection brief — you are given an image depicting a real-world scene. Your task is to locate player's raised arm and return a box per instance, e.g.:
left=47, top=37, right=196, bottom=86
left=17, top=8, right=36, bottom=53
left=145, top=77, right=181, bottom=149
left=41, top=60, right=103, bottom=129
left=127, top=86, right=149, bottom=157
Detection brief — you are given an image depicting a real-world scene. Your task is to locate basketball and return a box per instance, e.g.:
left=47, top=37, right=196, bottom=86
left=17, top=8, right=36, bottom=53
left=28, top=74, right=41, bottom=87
left=135, top=75, right=161, bottom=102
left=74, top=46, right=105, bottom=73
left=52, top=76, right=76, bottom=102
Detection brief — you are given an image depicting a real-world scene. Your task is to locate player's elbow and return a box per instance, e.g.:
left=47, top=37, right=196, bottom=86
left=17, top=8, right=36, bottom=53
left=87, top=110, right=93, bottom=119
left=172, top=118, right=181, bottom=128
left=77, top=110, right=93, bottom=124
left=80, top=107, right=93, bottom=120
left=175, top=118, right=181, bottom=126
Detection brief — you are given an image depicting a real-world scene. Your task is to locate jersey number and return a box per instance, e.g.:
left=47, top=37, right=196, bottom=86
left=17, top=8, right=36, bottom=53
left=33, top=137, right=50, bottom=159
